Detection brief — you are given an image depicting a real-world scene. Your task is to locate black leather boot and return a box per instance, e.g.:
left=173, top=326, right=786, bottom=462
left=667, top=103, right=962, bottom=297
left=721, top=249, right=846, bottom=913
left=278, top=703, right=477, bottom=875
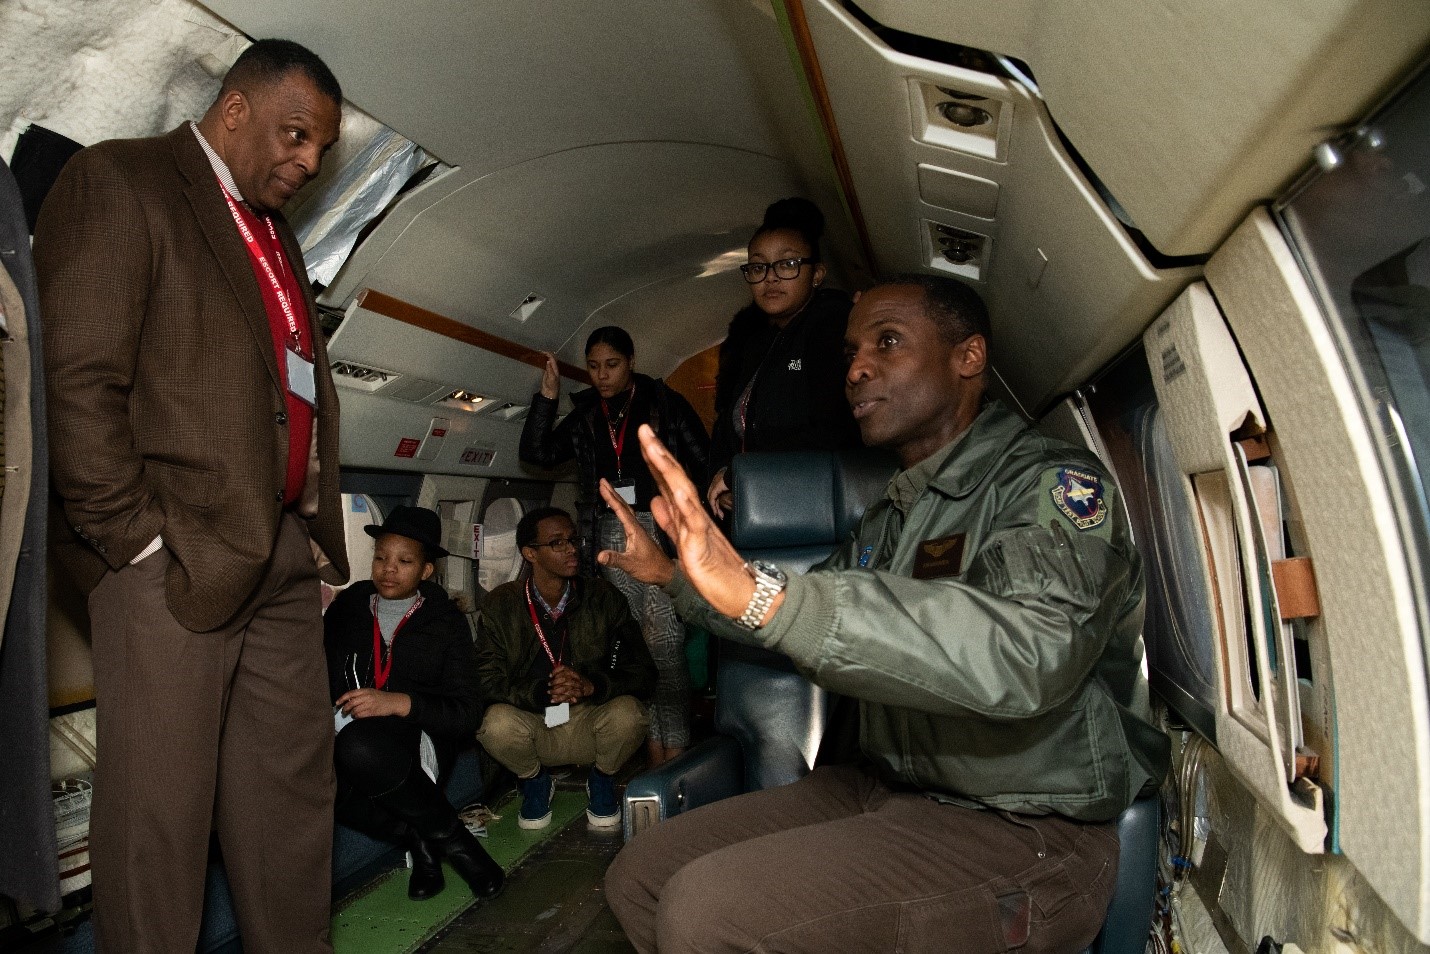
left=432, top=822, right=504, bottom=900
left=407, top=831, right=445, bottom=900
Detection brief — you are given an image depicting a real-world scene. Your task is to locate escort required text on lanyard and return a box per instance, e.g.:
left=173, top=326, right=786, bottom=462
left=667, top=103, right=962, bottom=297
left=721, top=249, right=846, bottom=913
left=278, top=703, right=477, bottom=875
left=371, top=595, right=424, bottom=690
left=603, top=383, right=638, bottom=506
left=219, top=184, right=318, bottom=407
left=526, top=580, right=572, bottom=727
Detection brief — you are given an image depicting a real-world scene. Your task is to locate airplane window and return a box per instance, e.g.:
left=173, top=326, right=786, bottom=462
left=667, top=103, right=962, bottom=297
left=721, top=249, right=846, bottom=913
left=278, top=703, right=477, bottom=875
left=1277, top=67, right=1430, bottom=659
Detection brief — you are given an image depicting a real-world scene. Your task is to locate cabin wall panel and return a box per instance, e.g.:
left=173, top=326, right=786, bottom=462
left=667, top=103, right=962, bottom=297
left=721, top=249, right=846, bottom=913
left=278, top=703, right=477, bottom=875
left=1206, top=209, right=1430, bottom=942
left=1184, top=742, right=1430, bottom=954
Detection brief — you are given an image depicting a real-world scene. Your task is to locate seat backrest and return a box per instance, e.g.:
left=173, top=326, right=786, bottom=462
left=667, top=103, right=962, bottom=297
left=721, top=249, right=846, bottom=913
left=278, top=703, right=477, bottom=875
left=717, top=450, right=893, bottom=791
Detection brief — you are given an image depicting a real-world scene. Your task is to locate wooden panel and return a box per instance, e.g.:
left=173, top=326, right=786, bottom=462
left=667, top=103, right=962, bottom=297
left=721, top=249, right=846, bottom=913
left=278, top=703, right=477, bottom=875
left=357, top=289, right=590, bottom=384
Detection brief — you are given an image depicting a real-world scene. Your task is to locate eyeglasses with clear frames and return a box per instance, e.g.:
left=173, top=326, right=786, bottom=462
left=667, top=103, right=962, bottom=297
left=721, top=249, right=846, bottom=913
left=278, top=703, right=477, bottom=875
left=739, top=258, right=816, bottom=283
left=529, top=537, right=579, bottom=552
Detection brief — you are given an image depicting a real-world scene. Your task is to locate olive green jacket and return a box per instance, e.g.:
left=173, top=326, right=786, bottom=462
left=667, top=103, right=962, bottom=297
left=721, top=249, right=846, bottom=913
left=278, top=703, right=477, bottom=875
left=671, top=401, right=1169, bottom=821
left=477, top=577, right=656, bottom=714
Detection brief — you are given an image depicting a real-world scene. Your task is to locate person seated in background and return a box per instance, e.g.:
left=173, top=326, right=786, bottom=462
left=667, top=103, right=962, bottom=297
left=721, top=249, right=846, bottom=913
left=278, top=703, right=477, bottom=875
left=519, top=326, right=710, bottom=767
left=706, top=196, right=862, bottom=518
left=600, top=276, right=1169, bottom=953
left=476, top=506, right=657, bottom=830
left=325, top=506, right=504, bottom=901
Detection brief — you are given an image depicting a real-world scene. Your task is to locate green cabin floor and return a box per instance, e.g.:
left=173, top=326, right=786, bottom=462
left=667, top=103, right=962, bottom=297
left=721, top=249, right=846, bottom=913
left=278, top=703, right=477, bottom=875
left=333, top=774, right=637, bottom=954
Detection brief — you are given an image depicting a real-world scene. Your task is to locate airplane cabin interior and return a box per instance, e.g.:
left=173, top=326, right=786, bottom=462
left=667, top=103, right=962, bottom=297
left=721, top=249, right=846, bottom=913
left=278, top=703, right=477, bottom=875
left=1, top=0, right=1429, bottom=952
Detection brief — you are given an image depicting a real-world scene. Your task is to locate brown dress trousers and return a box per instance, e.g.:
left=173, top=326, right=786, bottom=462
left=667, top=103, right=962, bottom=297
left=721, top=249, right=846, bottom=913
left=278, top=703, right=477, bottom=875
left=35, top=125, right=349, bottom=953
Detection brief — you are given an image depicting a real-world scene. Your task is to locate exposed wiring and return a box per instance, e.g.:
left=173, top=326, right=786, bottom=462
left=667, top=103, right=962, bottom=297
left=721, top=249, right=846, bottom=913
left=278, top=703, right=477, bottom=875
left=50, top=719, right=98, bottom=768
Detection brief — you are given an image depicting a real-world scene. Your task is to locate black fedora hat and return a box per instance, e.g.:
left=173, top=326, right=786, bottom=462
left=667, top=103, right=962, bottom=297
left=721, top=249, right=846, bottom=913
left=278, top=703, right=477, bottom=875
left=364, top=505, right=449, bottom=559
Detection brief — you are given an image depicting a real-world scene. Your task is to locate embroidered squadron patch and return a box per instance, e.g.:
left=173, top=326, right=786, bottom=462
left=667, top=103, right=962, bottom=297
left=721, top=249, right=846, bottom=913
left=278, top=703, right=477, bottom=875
left=1050, top=467, right=1107, bottom=531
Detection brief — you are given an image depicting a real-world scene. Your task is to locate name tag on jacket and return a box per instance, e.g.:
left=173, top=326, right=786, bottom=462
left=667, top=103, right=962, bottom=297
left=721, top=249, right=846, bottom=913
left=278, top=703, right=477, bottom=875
left=911, top=533, right=966, bottom=580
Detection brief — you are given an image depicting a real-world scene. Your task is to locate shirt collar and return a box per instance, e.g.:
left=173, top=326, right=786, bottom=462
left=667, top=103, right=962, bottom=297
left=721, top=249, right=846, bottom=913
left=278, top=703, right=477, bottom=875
left=886, top=429, right=969, bottom=514
left=189, top=121, right=245, bottom=205
left=532, top=580, right=573, bottom=620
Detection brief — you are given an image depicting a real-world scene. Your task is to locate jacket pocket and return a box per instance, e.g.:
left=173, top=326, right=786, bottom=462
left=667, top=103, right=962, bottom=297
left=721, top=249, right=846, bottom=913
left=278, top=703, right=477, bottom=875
left=147, top=459, right=219, bottom=510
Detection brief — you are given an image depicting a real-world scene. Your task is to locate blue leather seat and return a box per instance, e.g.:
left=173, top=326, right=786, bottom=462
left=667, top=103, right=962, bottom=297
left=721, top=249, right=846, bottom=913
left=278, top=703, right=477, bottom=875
left=620, top=450, right=1160, bottom=954
left=623, top=450, right=891, bottom=834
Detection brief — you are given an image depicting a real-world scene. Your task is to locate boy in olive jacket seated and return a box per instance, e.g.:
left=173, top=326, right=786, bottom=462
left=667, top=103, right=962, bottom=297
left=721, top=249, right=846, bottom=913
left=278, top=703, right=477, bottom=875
left=476, top=507, right=656, bottom=829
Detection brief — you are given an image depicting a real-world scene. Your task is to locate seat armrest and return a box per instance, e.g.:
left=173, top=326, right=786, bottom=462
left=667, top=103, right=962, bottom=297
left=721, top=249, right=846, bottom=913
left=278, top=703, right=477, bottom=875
left=1088, top=796, right=1161, bottom=954
left=623, top=736, right=743, bottom=841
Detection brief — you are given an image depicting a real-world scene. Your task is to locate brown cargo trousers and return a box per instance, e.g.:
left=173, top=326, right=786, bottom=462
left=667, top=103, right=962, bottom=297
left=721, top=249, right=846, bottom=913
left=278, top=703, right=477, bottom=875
left=606, top=764, right=1120, bottom=954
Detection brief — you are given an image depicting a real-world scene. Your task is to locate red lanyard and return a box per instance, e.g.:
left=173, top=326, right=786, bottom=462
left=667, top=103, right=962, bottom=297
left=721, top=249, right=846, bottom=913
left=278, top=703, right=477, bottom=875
left=370, top=596, right=423, bottom=690
left=601, top=384, right=635, bottom=481
left=525, top=580, right=567, bottom=669
left=218, top=182, right=307, bottom=357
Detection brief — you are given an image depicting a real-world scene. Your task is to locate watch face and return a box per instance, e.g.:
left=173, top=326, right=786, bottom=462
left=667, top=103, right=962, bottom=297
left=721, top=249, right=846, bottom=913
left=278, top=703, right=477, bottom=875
left=750, top=559, right=787, bottom=584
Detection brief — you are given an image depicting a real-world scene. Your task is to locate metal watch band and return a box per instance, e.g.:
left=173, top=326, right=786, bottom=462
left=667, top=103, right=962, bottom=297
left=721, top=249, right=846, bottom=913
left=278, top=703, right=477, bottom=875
left=736, top=562, right=784, bottom=629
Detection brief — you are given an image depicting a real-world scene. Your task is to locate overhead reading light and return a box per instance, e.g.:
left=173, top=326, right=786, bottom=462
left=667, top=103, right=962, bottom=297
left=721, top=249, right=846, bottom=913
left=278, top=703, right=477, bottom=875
left=925, top=221, right=988, bottom=280
left=933, top=223, right=983, bottom=265
left=938, top=101, right=992, bottom=128
left=436, top=389, right=488, bottom=412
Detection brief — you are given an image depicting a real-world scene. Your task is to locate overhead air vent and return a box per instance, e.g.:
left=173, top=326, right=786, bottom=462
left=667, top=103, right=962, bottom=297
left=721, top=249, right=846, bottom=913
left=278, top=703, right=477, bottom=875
left=331, top=361, right=399, bottom=392
left=912, top=80, right=1009, bottom=161
left=925, top=221, right=989, bottom=281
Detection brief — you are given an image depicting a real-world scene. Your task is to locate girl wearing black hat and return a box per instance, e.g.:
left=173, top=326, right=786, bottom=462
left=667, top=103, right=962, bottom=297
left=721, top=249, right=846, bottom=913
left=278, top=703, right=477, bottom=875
left=324, top=505, right=504, bottom=901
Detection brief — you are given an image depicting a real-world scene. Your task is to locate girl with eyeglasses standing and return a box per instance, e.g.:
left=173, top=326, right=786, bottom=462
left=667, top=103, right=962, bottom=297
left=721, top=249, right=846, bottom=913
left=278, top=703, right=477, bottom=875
left=706, top=197, right=862, bottom=517
left=520, top=326, right=710, bottom=767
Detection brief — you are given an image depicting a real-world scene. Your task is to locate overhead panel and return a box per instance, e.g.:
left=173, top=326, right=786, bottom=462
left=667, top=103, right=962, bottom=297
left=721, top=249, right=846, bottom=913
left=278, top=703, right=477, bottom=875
left=853, top=0, right=1430, bottom=257
left=802, top=0, right=1200, bottom=413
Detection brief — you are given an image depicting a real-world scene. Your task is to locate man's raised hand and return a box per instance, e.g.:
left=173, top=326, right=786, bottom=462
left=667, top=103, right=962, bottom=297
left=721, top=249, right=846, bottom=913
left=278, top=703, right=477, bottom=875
left=596, top=478, right=675, bottom=586
left=634, top=425, right=769, bottom=622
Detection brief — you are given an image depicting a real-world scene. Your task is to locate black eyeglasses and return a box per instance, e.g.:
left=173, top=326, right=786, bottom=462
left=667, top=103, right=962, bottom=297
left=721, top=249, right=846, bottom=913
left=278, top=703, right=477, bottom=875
left=529, top=537, right=579, bottom=552
left=740, top=258, right=816, bottom=283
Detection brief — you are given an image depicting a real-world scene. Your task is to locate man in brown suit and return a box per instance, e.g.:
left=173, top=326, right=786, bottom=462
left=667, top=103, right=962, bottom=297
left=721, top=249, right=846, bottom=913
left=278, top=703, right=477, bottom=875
left=35, top=40, right=350, bottom=953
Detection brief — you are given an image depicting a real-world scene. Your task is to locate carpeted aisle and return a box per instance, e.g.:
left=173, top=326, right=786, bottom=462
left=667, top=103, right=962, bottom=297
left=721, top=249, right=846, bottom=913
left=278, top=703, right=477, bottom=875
left=331, top=791, right=588, bottom=954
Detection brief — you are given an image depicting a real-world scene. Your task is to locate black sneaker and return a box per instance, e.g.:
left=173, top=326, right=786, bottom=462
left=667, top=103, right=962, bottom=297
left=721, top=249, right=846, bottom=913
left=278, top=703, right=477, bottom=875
left=585, top=767, right=620, bottom=829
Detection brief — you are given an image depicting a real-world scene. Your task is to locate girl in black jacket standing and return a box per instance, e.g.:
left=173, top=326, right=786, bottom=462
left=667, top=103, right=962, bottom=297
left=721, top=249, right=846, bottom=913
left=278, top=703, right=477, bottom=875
left=706, top=198, right=862, bottom=516
left=519, top=326, right=709, bottom=766
left=326, top=506, right=503, bottom=901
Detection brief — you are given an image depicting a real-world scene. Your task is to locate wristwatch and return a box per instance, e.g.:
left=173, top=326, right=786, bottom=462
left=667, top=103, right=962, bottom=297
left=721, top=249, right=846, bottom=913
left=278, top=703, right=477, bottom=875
left=736, top=560, right=787, bottom=629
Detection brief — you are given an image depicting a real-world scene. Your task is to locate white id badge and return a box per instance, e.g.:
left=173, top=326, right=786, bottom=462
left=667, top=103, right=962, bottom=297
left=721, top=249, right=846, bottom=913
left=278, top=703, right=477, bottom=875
left=544, top=703, right=570, bottom=728
left=334, top=705, right=354, bottom=733
left=286, top=348, right=317, bottom=407
left=613, top=482, right=637, bottom=505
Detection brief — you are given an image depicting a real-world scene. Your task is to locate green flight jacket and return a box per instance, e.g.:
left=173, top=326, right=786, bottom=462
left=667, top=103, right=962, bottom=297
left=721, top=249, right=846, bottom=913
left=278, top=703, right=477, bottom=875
left=671, top=401, right=1170, bottom=821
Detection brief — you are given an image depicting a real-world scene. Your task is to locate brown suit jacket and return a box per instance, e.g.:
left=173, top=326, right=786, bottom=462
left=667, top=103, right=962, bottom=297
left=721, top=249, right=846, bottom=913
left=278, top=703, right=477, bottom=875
left=35, top=124, right=349, bottom=633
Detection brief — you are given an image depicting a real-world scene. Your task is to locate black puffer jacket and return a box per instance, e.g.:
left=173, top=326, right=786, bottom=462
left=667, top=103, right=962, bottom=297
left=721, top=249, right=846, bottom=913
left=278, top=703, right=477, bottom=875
left=520, top=372, right=710, bottom=499
left=324, top=580, right=479, bottom=776
left=711, top=287, right=861, bottom=476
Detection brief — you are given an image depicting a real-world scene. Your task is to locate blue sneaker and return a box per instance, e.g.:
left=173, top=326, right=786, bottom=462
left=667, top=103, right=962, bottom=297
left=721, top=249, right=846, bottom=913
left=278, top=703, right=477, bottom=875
left=518, top=769, right=554, bottom=830
left=586, top=767, right=620, bottom=828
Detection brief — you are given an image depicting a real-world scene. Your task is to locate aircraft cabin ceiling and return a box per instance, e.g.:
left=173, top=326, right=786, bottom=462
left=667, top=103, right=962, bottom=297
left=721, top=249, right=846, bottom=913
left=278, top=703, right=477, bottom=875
left=16, top=0, right=1422, bottom=472
left=201, top=0, right=864, bottom=375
